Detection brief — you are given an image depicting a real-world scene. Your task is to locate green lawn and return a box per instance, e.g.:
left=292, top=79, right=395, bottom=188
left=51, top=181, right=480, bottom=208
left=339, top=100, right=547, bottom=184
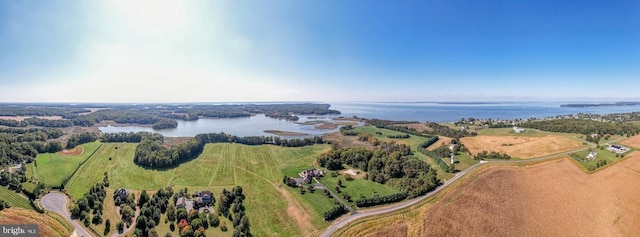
left=572, top=146, right=631, bottom=171
left=29, top=141, right=102, bottom=187
left=0, top=185, right=33, bottom=210
left=319, top=174, right=398, bottom=201
left=446, top=152, right=476, bottom=172
left=66, top=142, right=333, bottom=237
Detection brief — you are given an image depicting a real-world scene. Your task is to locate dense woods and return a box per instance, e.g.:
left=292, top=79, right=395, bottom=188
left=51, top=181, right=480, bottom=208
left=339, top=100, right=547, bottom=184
left=317, top=141, right=441, bottom=198
left=134, top=132, right=325, bottom=168
left=522, top=119, right=640, bottom=136
left=0, top=128, right=64, bottom=168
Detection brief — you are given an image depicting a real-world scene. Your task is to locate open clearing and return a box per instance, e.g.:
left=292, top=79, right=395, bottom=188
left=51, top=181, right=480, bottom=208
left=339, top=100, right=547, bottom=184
left=28, top=141, right=102, bottom=187
left=461, top=135, right=583, bottom=159
left=0, top=208, right=71, bottom=237
left=66, top=142, right=332, bottom=237
left=391, top=123, right=432, bottom=133
left=337, top=153, right=640, bottom=236
left=427, top=136, right=453, bottom=150
left=619, top=134, right=640, bottom=149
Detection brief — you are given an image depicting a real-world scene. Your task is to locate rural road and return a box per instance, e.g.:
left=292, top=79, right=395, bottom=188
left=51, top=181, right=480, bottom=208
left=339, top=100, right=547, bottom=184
left=40, top=192, right=94, bottom=237
left=321, top=137, right=627, bottom=237
left=313, top=177, right=357, bottom=214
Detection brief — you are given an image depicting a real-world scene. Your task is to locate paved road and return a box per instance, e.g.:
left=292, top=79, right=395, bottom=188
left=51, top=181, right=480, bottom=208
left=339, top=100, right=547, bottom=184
left=321, top=137, right=628, bottom=237
left=110, top=206, right=139, bottom=237
left=40, top=192, right=94, bottom=237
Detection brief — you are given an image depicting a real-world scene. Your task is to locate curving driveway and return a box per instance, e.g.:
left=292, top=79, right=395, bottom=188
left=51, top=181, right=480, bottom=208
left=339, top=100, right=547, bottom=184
left=322, top=137, right=627, bottom=237
left=40, top=192, right=94, bottom=237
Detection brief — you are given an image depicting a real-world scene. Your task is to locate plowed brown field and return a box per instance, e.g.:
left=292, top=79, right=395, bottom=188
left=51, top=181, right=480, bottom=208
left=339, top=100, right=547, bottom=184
left=0, top=208, right=71, bottom=237
left=418, top=154, right=640, bottom=236
left=461, top=135, right=583, bottom=159
left=619, top=134, right=640, bottom=149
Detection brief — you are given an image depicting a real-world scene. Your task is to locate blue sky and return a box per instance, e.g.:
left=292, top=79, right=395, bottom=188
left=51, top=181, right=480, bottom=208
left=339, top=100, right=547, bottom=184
left=1, top=0, right=639, bottom=102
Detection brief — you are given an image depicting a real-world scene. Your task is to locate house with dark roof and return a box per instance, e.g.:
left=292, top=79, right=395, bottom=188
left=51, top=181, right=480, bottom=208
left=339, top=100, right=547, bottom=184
left=115, top=188, right=129, bottom=201
left=176, top=196, right=186, bottom=208
left=201, top=191, right=213, bottom=205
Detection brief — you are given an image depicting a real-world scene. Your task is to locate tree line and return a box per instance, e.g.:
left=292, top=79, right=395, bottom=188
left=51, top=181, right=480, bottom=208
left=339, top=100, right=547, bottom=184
left=415, top=137, right=453, bottom=172
left=355, top=192, right=408, bottom=208
left=134, top=132, right=325, bottom=168
left=474, top=150, right=511, bottom=160
left=522, top=119, right=640, bottom=136
left=323, top=204, right=348, bottom=221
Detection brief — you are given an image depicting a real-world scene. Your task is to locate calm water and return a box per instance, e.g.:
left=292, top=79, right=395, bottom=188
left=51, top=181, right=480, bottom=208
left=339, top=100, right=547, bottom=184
left=99, top=102, right=640, bottom=137
left=329, top=102, right=640, bottom=122
left=98, top=114, right=341, bottom=138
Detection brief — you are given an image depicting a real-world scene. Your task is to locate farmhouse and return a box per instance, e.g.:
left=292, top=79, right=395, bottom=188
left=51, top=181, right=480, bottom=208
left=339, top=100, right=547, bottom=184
left=513, top=126, right=525, bottom=133
left=201, top=191, right=213, bottom=205
left=114, top=188, right=129, bottom=200
left=586, top=151, right=597, bottom=160
left=176, top=196, right=186, bottom=208
left=607, top=145, right=629, bottom=154
left=296, top=168, right=324, bottom=184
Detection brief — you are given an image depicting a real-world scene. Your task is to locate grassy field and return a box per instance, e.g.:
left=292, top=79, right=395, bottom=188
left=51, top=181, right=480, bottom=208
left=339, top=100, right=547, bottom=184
left=66, top=142, right=333, bottom=237
left=319, top=174, right=398, bottom=202
left=0, top=185, right=32, bottom=210
left=28, top=141, right=102, bottom=187
left=571, top=146, right=631, bottom=171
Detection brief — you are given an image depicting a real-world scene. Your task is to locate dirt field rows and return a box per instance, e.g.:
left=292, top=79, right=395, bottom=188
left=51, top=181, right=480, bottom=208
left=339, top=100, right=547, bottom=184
left=416, top=154, right=640, bottom=236
left=346, top=152, right=640, bottom=237
left=461, top=135, right=583, bottom=159
left=619, top=134, right=640, bottom=149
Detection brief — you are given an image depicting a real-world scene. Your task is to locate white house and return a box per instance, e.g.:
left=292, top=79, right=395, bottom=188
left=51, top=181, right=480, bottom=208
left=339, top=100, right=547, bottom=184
left=587, top=150, right=597, bottom=160
left=513, top=126, right=525, bottom=133
left=607, top=145, right=629, bottom=154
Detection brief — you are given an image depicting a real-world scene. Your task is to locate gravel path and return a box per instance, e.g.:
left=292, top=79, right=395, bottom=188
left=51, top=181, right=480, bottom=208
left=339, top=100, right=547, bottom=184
left=40, top=192, right=94, bottom=237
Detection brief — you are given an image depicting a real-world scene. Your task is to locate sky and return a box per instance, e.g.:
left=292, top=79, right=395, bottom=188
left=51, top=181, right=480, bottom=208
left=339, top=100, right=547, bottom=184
left=1, top=0, right=639, bottom=103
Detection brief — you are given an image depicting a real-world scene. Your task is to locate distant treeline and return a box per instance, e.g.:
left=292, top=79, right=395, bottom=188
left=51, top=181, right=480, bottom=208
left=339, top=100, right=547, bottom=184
left=317, top=142, right=440, bottom=198
left=0, top=106, right=90, bottom=117
left=134, top=133, right=325, bottom=168
left=0, top=103, right=340, bottom=130
left=0, top=128, right=64, bottom=168
left=522, top=119, right=640, bottom=136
